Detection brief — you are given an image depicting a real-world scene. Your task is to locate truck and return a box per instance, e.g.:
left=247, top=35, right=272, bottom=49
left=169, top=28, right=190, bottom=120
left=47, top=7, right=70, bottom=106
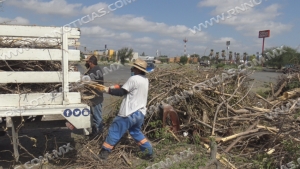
left=0, top=25, right=91, bottom=163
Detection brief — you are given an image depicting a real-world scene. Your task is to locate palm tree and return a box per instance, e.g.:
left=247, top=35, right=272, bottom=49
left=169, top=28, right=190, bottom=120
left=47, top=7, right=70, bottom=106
left=215, top=52, right=219, bottom=63
left=221, top=50, right=226, bottom=61
left=236, top=53, right=240, bottom=64
left=229, top=51, right=233, bottom=63
left=209, top=49, right=214, bottom=60
left=243, top=52, right=247, bottom=63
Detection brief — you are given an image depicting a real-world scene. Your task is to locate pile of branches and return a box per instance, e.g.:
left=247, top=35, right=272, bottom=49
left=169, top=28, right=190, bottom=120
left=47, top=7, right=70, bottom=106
left=63, top=66, right=300, bottom=169
left=142, top=66, right=300, bottom=168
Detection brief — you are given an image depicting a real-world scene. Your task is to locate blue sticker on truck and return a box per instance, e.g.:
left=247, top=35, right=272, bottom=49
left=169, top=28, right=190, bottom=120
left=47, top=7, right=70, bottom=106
left=63, top=108, right=90, bottom=117
left=63, top=109, right=73, bottom=117
left=82, top=108, right=90, bottom=116
left=73, top=109, right=81, bottom=117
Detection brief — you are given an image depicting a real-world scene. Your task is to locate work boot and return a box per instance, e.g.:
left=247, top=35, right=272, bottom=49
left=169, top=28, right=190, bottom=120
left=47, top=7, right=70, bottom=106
left=140, top=152, right=155, bottom=162
left=98, top=148, right=110, bottom=160
left=142, top=154, right=154, bottom=161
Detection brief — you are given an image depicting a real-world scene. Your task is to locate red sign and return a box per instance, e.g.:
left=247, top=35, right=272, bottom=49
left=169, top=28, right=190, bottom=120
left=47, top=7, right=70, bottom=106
left=259, top=30, right=270, bottom=38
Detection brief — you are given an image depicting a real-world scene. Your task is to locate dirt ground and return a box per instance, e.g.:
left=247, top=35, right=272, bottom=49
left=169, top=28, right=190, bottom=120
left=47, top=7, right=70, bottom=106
left=0, top=63, right=284, bottom=169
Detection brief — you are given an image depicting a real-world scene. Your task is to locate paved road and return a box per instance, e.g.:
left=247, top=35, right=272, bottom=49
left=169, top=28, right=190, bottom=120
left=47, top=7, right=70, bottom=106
left=248, top=71, right=283, bottom=91
left=249, top=71, right=281, bottom=84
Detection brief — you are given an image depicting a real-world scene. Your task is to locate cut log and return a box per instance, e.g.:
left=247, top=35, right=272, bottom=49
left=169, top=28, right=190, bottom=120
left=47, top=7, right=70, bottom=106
left=279, top=88, right=300, bottom=100
left=220, top=128, right=260, bottom=142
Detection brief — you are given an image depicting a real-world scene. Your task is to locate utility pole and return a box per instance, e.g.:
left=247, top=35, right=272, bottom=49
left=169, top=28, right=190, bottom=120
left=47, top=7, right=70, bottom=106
left=226, top=41, right=230, bottom=62
left=183, top=38, right=188, bottom=56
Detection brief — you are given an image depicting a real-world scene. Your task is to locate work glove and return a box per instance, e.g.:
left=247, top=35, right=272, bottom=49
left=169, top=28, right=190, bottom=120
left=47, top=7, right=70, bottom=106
left=109, top=84, right=121, bottom=89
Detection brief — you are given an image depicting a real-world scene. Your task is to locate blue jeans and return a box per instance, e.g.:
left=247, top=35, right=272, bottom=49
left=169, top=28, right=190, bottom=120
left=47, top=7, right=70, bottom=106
left=102, top=111, right=153, bottom=155
left=91, top=103, right=103, bottom=133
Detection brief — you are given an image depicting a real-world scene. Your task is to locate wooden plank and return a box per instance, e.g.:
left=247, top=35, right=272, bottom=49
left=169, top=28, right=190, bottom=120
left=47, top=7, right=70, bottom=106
left=0, top=49, right=80, bottom=61
left=0, top=92, right=81, bottom=107
left=62, top=32, right=69, bottom=102
left=0, top=72, right=80, bottom=83
left=0, top=25, right=80, bottom=38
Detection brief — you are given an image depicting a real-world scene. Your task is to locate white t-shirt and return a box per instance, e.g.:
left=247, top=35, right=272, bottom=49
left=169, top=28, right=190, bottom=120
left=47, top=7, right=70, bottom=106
left=118, top=75, right=149, bottom=117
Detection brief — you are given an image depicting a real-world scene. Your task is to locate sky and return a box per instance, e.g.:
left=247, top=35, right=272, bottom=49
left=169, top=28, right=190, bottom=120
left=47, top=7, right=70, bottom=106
left=0, top=0, right=299, bottom=57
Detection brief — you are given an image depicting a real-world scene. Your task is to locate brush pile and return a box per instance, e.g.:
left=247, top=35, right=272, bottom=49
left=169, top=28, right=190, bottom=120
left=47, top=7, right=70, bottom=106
left=68, top=65, right=300, bottom=169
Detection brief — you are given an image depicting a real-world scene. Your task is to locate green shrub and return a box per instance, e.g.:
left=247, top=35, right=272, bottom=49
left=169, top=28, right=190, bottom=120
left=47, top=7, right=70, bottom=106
left=180, top=56, right=188, bottom=65
left=216, top=63, right=225, bottom=69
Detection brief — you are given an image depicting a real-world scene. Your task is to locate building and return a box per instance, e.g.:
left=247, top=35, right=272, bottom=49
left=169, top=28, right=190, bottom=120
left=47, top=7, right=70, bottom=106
left=131, top=52, right=139, bottom=61
left=169, top=58, right=175, bottom=63
left=188, top=57, right=198, bottom=63
left=108, top=49, right=114, bottom=59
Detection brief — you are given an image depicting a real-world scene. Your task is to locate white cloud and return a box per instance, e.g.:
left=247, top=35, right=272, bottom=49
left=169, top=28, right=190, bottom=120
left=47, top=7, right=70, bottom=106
left=80, top=26, right=115, bottom=37
left=197, top=0, right=292, bottom=37
left=0, top=16, right=30, bottom=25
left=158, top=39, right=180, bottom=46
left=7, top=0, right=82, bottom=17
left=84, top=13, right=210, bottom=41
left=213, top=37, right=236, bottom=44
left=135, top=44, right=153, bottom=50
left=118, top=32, right=132, bottom=39
left=134, top=37, right=153, bottom=43
left=81, top=2, right=107, bottom=15
left=5, top=0, right=210, bottom=42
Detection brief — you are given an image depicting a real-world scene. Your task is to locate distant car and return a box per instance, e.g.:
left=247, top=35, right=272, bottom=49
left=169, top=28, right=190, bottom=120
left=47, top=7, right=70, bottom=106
left=199, top=62, right=208, bottom=67
left=146, top=62, right=155, bottom=72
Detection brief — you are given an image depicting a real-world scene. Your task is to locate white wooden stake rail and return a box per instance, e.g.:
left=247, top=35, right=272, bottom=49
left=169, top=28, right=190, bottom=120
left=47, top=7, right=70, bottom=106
left=0, top=25, right=91, bottom=162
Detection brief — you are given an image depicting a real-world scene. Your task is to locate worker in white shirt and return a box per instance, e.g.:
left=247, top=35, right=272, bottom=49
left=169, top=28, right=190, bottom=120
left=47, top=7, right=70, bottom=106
left=96, top=58, right=154, bottom=161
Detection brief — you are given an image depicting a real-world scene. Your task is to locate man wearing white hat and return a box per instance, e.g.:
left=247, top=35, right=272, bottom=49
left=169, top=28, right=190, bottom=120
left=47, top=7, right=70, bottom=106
left=96, top=58, right=154, bottom=161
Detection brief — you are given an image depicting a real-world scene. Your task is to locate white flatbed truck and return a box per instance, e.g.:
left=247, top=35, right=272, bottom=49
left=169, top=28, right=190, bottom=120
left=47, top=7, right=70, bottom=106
left=0, top=25, right=91, bottom=162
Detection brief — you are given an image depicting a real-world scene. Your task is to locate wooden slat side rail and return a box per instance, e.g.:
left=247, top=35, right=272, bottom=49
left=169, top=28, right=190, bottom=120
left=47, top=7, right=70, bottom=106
left=0, top=49, right=80, bottom=61
left=0, top=25, right=80, bottom=38
left=0, top=92, right=81, bottom=107
left=0, top=72, right=81, bottom=83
